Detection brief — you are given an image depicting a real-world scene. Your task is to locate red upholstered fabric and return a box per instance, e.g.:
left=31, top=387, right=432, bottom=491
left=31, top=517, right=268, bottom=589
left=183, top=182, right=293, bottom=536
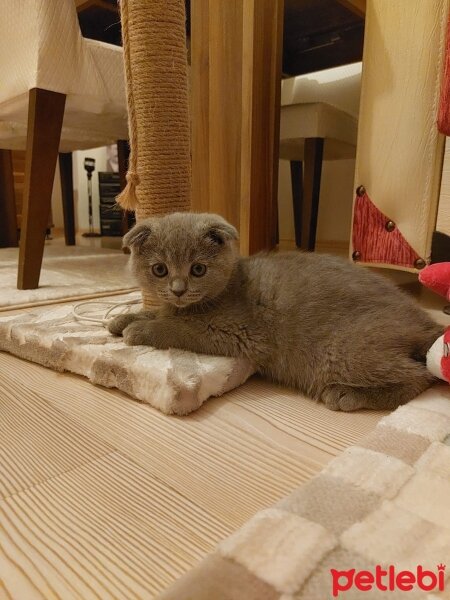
left=352, top=191, right=423, bottom=269
left=438, top=16, right=450, bottom=135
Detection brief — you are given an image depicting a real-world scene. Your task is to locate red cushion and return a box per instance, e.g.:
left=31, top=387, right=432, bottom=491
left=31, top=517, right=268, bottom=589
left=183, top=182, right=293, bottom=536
left=419, top=263, right=450, bottom=300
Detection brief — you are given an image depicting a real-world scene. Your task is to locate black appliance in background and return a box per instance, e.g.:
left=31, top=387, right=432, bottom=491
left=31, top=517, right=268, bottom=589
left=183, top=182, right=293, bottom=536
left=82, top=157, right=101, bottom=238
left=98, top=172, right=135, bottom=236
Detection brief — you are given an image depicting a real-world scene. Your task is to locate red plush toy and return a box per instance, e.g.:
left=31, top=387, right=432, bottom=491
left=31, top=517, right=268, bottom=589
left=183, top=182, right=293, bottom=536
left=418, top=263, right=450, bottom=383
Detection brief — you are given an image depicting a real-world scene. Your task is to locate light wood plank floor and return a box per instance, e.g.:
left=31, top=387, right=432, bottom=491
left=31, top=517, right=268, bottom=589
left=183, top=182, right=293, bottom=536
left=0, top=287, right=448, bottom=598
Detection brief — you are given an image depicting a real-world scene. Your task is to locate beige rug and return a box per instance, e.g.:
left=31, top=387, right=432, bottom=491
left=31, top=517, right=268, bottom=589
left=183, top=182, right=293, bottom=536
left=0, top=297, right=254, bottom=414
left=0, top=245, right=137, bottom=311
left=158, top=385, right=450, bottom=599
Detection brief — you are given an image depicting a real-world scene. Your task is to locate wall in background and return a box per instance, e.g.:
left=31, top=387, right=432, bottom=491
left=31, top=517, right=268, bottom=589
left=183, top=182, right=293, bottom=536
left=51, top=165, right=63, bottom=229
left=278, top=158, right=356, bottom=248
left=51, top=146, right=109, bottom=233
left=73, top=147, right=109, bottom=232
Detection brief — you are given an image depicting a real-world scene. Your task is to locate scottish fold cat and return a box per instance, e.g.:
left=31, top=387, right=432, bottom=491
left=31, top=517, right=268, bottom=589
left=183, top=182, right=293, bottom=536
left=109, top=212, right=441, bottom=412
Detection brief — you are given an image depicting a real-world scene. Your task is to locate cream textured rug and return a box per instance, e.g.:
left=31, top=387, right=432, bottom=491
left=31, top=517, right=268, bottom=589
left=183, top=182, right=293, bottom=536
left=0, top=245, right=137, bottom=311
left=0, top=297, right=254, bottom=414
left=159, top=386, right=450, bottom=599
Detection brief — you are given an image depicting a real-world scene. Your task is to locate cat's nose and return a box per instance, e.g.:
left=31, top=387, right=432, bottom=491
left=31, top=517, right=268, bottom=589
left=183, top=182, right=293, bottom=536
left=170, top=278, right=187, bottom=297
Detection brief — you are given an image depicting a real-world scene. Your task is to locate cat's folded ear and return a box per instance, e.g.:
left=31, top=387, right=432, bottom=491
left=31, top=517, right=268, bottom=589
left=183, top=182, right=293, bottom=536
left=122, top=222, right=151, bottom=252
left=205, top=215, right=238, bottom=245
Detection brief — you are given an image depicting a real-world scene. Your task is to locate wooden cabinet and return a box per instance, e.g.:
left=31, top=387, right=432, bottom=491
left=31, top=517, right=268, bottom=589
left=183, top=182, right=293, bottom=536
left=351, top=0, right=450, bottom=270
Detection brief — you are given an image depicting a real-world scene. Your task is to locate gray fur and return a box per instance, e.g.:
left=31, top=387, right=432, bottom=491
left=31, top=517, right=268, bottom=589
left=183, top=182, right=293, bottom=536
left=110, top=212, right=442, bottom=411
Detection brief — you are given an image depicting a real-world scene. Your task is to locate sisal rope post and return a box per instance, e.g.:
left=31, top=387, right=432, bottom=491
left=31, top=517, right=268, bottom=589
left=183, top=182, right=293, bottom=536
left=118, top=0, right=192, bottom=307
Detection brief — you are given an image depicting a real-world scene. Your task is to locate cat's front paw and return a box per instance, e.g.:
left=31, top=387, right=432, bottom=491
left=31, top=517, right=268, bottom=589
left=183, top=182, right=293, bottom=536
left=123, top=320, right=159, bottom=347
left=108, top=310, right=158, bottom=336
left=108, top=313, right=142, bottom=336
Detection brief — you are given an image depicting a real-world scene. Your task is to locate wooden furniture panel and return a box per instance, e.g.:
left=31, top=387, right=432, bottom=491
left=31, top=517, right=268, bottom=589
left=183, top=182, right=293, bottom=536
left=240, top=0, right=284, bottom=255
left=352, top=0, right=449, bottom=269
left=191, top=0, right=284, bottom=255
left=191, top=0, right=243, bottom=229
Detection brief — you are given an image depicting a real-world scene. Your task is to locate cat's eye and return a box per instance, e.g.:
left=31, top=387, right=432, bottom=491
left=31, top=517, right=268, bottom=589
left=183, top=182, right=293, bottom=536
left=190, top=263, right=207, bottom=277
left=152, top=263, right=168, bottom=277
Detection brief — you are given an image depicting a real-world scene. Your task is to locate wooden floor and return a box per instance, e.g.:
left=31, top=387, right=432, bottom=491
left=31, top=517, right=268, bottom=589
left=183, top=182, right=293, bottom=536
left=0, top=287, right=448, bottom=598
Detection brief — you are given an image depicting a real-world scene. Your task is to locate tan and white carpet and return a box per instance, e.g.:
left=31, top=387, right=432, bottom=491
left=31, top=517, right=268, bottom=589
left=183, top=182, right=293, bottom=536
left=0, top=245, right=137, bottom=311
left=159, top=386, right=450, bottom=599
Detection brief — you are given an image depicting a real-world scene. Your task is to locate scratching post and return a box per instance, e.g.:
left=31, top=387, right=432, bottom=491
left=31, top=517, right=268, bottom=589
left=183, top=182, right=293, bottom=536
left=118, top=0, right=191, bottom=307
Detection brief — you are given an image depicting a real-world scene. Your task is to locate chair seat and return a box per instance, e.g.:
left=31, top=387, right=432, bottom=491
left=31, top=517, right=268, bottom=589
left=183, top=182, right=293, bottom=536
left=279, top=102, right=358, bottom=161
left=0, top=39, right=127, bottom=152
left=0, top=0, right=130, bottom=292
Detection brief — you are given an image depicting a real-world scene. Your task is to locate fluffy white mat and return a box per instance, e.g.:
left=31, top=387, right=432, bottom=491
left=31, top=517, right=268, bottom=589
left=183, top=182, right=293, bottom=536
left=0, top=295, right=255, bottom=414
left=0, top=244, right=137, bottom=311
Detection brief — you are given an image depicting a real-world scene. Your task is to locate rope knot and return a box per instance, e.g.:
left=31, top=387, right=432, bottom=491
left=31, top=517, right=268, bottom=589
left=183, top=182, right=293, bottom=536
left=116, top=169, right=140, bottom=211
left=126, top=171, right=140, bottom=187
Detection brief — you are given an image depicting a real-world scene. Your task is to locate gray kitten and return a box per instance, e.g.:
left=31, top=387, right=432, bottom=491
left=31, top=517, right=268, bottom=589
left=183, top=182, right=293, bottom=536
left=109, top=212, right=442, bottom=413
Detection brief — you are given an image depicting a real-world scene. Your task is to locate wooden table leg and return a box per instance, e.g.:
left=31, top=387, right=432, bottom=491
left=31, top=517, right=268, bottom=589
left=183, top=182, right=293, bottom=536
left=18, top=88, right=66, bottom=290
left=0, top=149, right=18, bottom=247
left=59, top=152, right=76, bottom=246
left=190, top=0, right=210, bottom=216
left=191, top=0, right=284, bottom=255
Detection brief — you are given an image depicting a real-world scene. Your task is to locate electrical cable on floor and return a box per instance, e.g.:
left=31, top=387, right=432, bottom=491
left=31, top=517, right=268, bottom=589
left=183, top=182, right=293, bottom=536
left=72, top=297, right=142, bottom=327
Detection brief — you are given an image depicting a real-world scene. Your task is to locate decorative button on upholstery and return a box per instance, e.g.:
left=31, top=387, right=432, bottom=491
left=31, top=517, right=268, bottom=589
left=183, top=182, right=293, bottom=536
left=414, top=258, right=426, bottom=270
left=385, top=220, right=395, bottom=232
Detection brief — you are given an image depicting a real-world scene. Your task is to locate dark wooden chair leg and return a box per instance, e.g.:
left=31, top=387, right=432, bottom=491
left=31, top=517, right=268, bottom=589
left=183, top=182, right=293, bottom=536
left=290, top=160, right=303, bottom=248
left=59, top=152, right=76, bottom=246
left=302, top=137, right=324, bottom=251
left=18, top=88, right=66, bottom=289
left=0, top=149, right=18, bottom=247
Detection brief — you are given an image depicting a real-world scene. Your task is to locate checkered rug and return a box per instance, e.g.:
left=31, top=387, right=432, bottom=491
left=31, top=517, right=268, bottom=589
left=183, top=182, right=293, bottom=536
left=159, top=387, right=450, bottom=599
